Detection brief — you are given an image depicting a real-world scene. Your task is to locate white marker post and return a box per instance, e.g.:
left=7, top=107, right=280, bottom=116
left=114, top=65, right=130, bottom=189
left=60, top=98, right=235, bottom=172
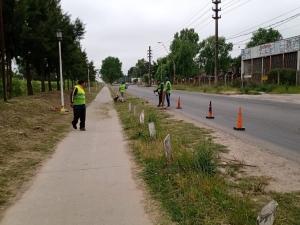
left=140, top=111, right=144, bottom=124
left=148, top=122, right=156, bottom=137
left=257, top=200, right=278, bottom=225
left=129, top=102, right=131, bottom=112
left=164, top=134, right=172, bottom=160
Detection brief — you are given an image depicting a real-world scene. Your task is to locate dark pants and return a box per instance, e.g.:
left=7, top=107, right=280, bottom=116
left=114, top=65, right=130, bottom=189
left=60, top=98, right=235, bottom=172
left=158, top=93, right=162, bottom=106
left=166, top=93, right=171, bottom=107
left=72, top=108, right=86, bottom=129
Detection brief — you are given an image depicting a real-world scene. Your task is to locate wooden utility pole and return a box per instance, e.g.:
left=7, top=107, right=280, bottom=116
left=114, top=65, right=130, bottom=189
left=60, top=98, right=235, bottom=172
left=148, top=46, right=152, bottom=86
left=0, top=0, right=7, bottom=102
left=213, top=0, right=221, bottom=86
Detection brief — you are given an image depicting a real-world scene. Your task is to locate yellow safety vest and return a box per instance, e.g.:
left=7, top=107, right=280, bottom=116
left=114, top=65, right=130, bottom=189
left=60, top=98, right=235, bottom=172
left=73, top=85, right=86, bottom=105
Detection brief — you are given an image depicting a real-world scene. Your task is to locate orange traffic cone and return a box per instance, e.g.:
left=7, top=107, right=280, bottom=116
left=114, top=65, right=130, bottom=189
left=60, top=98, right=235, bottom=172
left=234, top=107, right=245, bottom=130
left=206, top=101, right=214, bottom=119
left=176, top=97, right=182, bottom=109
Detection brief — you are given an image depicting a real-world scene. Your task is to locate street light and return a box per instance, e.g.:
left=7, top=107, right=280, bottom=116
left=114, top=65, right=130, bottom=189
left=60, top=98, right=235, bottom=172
left=56, top=29, right=65, bottom=113
left=158, top=42, right=176, bottom=78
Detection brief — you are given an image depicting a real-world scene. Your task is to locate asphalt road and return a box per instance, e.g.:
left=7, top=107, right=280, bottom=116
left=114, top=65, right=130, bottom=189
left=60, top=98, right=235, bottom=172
left=126, top=85, right=300, bottom=162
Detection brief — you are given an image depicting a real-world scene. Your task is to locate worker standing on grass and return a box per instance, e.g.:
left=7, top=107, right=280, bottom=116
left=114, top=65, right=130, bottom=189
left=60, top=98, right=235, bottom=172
left=164, top=77, right=172, bottom=109
left=119, top=81, right=127, bottom=102
left=70, top=80, right=86, bottom=131
left=153, top=79, right=164, bottom=107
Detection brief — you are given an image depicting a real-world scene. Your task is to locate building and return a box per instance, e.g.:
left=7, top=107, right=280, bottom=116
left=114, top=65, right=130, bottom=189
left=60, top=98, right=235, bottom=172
left=241, top=35, right=300, bottom=83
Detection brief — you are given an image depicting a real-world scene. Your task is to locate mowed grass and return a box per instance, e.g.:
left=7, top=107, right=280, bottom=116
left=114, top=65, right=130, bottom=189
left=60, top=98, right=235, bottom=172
left=109, top=86, right=300, bottom=225
left=0, top=84, right=104, bottom=214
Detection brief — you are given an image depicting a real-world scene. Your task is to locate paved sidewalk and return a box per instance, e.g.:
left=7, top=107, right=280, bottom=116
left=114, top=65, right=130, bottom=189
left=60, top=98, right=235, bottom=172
left=0, top=86, right=152, bottom=225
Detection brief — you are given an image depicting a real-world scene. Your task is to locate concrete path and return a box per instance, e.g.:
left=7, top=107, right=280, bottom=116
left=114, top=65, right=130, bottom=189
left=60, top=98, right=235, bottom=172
left=0, top=86, right=152, bottom=225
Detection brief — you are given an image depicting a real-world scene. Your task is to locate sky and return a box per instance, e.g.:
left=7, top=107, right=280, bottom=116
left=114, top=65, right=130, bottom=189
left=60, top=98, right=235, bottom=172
left=60, top=0, right=300, bottom=75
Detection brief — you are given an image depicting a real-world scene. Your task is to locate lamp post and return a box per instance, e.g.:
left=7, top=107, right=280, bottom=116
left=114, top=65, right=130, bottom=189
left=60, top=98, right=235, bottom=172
left=158, top=42, right=175, bottom=78
left=56, top=29, right=65, bottom=113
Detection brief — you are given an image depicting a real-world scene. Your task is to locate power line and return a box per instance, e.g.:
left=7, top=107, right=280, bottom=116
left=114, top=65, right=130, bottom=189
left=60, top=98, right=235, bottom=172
left=232, top=24, right=300, bottom=46
left=195, top=0, right=250, bottom=32
left=221, top=0, right=251, bottom=16
left=227, top=13, right=300, bottom=40
left=152, top=0, right=212, bottom=50
left=227, top=6, right=300, bottom=39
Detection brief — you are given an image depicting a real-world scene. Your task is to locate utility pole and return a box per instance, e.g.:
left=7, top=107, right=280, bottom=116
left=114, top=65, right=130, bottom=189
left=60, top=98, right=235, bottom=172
left=213, top=0, right=221, bottom=86
left=147, top=46, right=152, bottom=86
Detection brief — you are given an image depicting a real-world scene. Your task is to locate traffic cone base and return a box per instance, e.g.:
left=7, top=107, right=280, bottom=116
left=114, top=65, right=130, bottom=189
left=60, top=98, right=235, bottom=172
left=234, top=107, right=245, bottom=131
left=176, top=97, right=182, bottom=109
left=234, top=127, right=245, bottom=130
left=206, top=101, right=214, bottom=119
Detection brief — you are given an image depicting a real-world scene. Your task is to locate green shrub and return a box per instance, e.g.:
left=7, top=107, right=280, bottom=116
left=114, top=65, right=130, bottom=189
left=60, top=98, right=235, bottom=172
left=266, top=68, right=296, bottom=85
left=232, top=78, right=241, bottom=88
left=246, top=81, right=258, bottom=89
left=239, top=86, right=250, bottom=94
left=12, top=79, right=26, bottom=97
left=256, top=84, right=276, bottom=93
left=193, top=145, right=217, bottom=176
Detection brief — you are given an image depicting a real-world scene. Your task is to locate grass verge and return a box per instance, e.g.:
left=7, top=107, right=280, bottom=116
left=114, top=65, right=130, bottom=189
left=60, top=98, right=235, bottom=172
left=109, top=86, right=300, bottom=225
left=0, top=84, right=104, bottom=215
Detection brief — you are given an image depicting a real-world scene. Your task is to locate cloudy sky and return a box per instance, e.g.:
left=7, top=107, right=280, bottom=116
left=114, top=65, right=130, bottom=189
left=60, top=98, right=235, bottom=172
left=60, top=0, right=300, bottom=75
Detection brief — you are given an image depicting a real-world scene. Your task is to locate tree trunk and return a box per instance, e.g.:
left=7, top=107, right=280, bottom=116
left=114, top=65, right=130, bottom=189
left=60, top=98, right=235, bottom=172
left=41, top=65, right=45, bottom=92
left=6, top=51, right=12, bottom=98
left=47, top=66, right=52, bottom=91
left=8, top=52, right=13, bottom=98
left=26, top=53, right=33, bottom=95
left=0, top=0, right=7, bottom=102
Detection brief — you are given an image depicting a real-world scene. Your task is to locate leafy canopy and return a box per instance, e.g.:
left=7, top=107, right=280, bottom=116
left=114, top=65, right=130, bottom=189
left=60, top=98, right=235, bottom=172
left=100, top=56, right=123, bottom=84
left=170, top=28, right=200, bottom=78
left=198, top=36, right=233, bottom=75
left=246, top=28, right=282, bottom=48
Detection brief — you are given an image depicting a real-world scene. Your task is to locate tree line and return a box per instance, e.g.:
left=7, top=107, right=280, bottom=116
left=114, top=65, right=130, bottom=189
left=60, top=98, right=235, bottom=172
left=0, top=0, right=97, bottom=102
left=123, top=27, right=282, bottom=85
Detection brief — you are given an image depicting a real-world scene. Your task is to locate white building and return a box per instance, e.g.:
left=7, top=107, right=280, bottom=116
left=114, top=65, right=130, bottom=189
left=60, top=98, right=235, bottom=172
left=241, top=35, right=300, bottom=83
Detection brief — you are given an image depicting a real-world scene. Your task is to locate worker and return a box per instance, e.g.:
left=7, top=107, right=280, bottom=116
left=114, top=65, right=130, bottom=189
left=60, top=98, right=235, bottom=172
left=164, top=77, right=172, bottom=109
left=70, top=80, right=86, bottom=131
left=153, top=79, right=164, bottom=107
left=119, top=81, right=127, bottom=102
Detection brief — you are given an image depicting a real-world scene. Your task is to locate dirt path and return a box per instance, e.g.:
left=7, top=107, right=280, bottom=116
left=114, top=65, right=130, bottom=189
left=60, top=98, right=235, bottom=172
left=168, top=93, right=300, bottom=192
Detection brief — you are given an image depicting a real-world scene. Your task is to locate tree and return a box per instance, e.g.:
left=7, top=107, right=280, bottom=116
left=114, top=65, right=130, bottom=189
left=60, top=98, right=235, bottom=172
left=154, top=57, right=168, bottom=81
left=246, top=28, right=282, bottom=48
left=135, top=59, right=148, bottom=78
left=170, top=28, right=199, bottom=79
left=100, top=56, right=122, bottom=84
left=231, top=55, right=241, bottom=75
left=198, top=36, right=233, bottom=76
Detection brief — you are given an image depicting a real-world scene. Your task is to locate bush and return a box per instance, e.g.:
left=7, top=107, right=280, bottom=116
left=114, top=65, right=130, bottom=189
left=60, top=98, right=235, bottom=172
left=12, top=78, right=26, bottom=97
left=256, top=84, right=276, bottom=93
left=193, top=145, right=216, bottom=176
left=239, top=86, right=250, bottom=94
left=232, top=78, right=241, bottom=88
left=246, top=81, right=258, bottom=89
left=266, top=68, right=296, bottom=85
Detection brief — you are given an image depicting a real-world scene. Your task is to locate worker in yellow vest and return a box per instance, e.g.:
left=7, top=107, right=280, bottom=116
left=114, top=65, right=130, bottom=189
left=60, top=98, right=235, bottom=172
left=70, top=80, right=86, bottom=131
left=119, top=81, right=127, bottom=102
left=164, top=77, right=172, bottom=109
left=153, top=79, right=164, bottom=107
